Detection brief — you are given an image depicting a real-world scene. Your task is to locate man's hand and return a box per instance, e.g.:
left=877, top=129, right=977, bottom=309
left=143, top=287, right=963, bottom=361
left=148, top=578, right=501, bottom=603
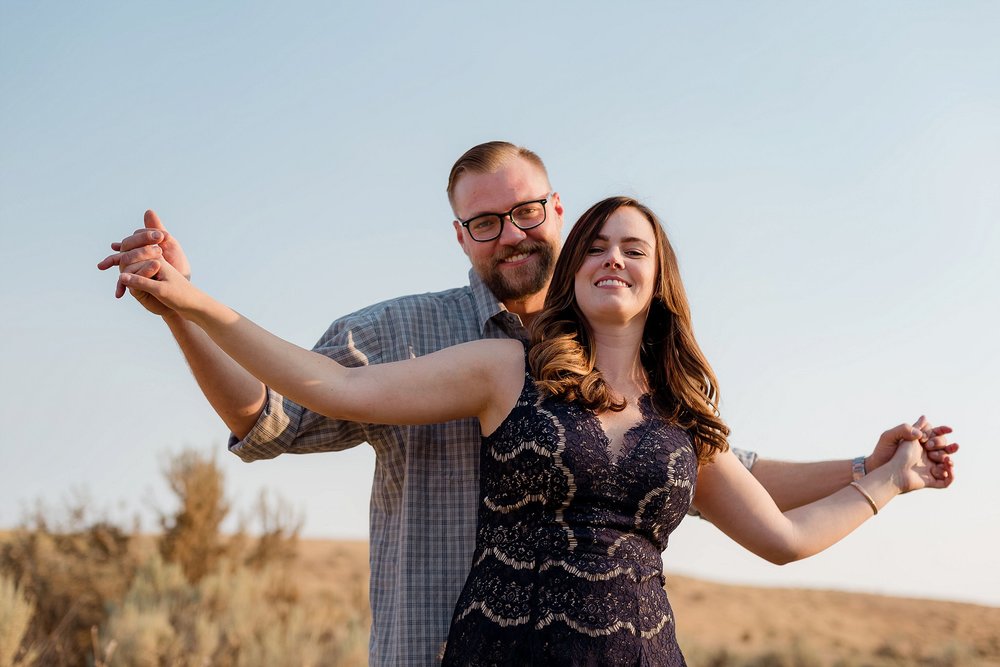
left=97, top=210, right=191, bottom=316
left=866, top=416, right=957, bottom=482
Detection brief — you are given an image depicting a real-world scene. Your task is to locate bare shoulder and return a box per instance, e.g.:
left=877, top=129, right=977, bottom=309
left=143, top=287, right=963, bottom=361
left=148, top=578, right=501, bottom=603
left=471, top=338, right=526, bottom=360
left=693, top=448, right=762, bottom=519
left=698, top=448, right=744, bottom=480
left=470, top=338, right=526, bottom=377
left=427, top=338, right=525, bottom=381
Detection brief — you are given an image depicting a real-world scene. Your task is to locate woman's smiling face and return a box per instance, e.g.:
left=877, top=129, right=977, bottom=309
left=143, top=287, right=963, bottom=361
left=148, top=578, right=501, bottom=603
left=573, top=205, right=659, bottom=328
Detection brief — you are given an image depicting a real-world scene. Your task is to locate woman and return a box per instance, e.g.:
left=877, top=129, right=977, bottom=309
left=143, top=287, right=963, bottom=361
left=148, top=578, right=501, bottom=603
left=115, top=196, right=954, bottom=666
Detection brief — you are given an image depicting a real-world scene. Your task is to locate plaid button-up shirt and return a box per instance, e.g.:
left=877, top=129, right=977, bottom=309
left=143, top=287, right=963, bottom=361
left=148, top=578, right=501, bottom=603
left=229, top=269, right=757, bottom=666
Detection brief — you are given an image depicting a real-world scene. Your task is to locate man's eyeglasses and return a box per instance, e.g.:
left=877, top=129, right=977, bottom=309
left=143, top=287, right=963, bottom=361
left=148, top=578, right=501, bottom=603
left=458, top=194, right=552, bottom=242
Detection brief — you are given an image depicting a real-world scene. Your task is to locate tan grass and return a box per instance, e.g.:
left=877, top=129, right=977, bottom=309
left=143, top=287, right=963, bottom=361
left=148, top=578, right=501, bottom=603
left=5, top=448, right=996, bottom=667
left=4, top=529, right=998, bottom=666
left=291, top=539, right=1000, bottom=667
left=0, top=573, right=37, bottom=667
left=668, top=573, right=1000, bottom=664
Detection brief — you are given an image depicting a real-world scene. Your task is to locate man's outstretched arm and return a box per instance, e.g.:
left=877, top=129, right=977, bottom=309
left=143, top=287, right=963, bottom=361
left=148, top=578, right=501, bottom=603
left=749, top=418, right=957, bottom=511
left=99, top=210, right=268, bottom=439
left=163, top=315, right=268, bottom=438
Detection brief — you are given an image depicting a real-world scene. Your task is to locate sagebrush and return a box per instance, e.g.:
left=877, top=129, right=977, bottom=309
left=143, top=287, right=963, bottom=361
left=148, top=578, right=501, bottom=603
left=0, top=448, right=366, bottom=667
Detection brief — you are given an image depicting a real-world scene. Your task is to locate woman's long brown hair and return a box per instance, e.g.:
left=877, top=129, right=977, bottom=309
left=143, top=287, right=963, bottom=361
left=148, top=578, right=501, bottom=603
left=528, top=196, right=729, bottom=463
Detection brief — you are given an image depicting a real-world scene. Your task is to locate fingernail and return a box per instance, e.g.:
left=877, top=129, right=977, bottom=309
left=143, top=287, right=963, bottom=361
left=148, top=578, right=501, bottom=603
left=151, top=231, right=163, bottom=241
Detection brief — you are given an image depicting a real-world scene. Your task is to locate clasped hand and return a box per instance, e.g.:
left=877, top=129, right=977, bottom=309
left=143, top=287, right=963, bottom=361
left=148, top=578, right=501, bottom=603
left=869, top=418, right=957, bottom=489
left=97, top=209, right=195, bottom=317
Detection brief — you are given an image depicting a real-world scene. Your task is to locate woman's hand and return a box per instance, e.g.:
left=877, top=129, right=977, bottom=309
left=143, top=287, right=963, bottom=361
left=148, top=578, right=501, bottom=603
left=889, top=424, right=956, bottom=493
left=117, top=257, right=206, bottom=320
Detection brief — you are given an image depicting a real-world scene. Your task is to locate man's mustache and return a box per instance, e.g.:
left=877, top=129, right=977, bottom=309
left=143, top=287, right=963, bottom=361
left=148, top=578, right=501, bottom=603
left=492, top=241, right=551, bottom=266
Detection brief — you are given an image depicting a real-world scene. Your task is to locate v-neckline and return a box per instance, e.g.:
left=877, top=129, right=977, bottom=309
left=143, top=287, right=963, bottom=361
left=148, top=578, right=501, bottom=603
left=591, top=394, right=654, bottom=466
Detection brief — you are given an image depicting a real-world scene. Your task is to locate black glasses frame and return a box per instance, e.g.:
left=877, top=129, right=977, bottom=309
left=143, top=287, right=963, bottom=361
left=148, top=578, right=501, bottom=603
left=459, top=193, right=553, bottom=242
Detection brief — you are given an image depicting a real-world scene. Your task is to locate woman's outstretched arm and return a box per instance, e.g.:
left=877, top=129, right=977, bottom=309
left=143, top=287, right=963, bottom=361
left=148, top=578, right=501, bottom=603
left=116, top=258, right=525, bottom=429
left=692, top=423, right=956, bottom=565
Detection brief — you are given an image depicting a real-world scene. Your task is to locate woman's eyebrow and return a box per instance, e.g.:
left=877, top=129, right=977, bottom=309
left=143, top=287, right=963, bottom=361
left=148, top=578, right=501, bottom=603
left=595, top=233, right=652, bottom=247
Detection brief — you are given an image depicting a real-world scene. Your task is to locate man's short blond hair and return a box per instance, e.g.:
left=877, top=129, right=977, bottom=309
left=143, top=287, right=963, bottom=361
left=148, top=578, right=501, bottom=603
left=446, top=141, right=549, bottom=213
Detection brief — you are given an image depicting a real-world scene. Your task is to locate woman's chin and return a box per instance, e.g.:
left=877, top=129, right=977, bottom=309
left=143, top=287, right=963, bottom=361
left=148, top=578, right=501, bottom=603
left=585, top=307, right=647, bottom=330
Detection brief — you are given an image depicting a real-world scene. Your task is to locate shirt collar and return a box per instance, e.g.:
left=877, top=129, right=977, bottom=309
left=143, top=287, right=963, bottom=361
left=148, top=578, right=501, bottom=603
left=468, top=269, right=527, bottom=339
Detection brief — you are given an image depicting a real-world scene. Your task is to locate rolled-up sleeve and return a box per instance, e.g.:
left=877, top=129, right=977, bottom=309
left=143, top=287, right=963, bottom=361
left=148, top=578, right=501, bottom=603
left=730, top=446, right=758, bottom=471
left=228, top=310, right=381, bottom=461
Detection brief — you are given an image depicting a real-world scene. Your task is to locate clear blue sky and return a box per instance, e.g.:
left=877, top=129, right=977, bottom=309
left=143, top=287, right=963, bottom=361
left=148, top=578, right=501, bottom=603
left=2, top=2, right=997, bottom=606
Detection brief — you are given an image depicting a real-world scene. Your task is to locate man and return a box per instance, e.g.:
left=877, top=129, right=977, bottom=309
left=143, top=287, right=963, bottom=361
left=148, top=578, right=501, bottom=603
left=100, top=141, right=955, bottom=666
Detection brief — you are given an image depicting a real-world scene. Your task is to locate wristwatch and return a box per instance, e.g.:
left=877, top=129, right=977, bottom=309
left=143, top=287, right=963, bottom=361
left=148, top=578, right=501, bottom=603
left=851, top=455, right=867, bottom=481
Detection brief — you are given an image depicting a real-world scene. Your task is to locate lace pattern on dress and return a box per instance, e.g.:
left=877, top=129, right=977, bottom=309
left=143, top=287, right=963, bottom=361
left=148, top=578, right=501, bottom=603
left=442, top=366, right=697, bottom=666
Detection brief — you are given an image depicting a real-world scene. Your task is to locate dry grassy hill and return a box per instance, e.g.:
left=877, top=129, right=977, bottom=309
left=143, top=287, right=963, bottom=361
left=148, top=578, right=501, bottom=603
left=296, top=539, right=1000, bottom=666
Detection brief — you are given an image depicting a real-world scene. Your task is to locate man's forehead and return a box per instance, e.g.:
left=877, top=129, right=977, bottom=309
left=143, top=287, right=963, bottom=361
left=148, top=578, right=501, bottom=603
left=452, top=159, right=550, bottom=219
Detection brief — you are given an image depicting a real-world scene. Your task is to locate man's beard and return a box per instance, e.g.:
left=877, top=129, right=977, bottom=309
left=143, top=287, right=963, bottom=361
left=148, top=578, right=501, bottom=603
left=478, top=240, right=557, bottom=302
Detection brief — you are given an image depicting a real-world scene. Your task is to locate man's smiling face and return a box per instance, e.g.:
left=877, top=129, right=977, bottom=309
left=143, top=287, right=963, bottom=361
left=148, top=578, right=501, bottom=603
left=452, top=157, right=564, bottom=309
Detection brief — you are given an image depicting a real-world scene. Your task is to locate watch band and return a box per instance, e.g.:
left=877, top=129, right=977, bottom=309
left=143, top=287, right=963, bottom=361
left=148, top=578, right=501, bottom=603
left=851, top=455, right=867, bottom=482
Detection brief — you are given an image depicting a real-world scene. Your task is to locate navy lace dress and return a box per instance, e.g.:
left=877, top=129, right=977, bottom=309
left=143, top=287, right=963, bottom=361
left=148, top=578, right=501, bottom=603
left=441, top=366, right=698, bottom=667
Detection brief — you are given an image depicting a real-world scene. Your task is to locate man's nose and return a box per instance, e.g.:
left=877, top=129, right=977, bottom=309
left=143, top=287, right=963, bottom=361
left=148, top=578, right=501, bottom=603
left=497, top=216, right=528, bottom=245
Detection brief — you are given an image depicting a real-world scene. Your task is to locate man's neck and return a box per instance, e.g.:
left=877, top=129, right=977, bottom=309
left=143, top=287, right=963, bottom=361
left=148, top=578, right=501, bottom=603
left=501, top=290, right=547, bottom=329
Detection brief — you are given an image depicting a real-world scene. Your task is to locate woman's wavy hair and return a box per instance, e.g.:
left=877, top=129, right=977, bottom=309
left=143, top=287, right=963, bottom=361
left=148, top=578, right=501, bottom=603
left=528, top=196, right=729, bottom=463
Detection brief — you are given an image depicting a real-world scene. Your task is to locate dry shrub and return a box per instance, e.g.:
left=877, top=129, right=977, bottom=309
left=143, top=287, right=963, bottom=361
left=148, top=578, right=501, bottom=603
left=159, top=450, right=230, bottom=584
left=95, top=448, right=349, bottom=666
left=0, top=448, right=317, bottom=667
left=239, top=490, right=302, bottom=570
left=102, top=553, right=198, bottom=667
left=158, top=449, right=302, bottom=579
left=0, top=573, right=38, bottom=667
left=102, top=553, right=348, bottom=667
left=0, top=506, right=138, bottom=666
